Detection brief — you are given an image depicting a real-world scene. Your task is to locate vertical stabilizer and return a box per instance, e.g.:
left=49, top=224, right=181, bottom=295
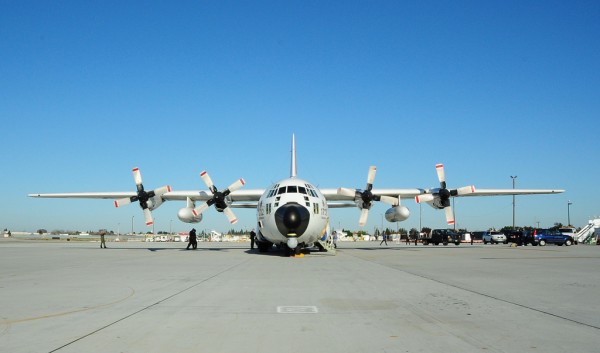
left=290, top=134, right=297, bottom=178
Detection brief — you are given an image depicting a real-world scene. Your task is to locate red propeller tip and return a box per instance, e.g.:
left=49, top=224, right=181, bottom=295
left=200, top=171, right=207, bottom=176
left=132, top=167, right=139, bottom=172
left=146, top=221, right=153, bottom=226
left=114, top=201, right=119, bottom=208
left=240, top=178, right=245, bottom=185
left=436, top=164, right=443, bottom=169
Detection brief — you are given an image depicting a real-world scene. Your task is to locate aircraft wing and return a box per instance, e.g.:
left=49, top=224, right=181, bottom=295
left=320, top=188, right=424, bottom=202
left=29, top=189, right=266, bottom=203
left=29, top=192, right=137, bottom=199
left=160, top=189, right=265, bottom=202
left=462, top=188, right=565, bottom=197
left=319, top=187, right=564, bottom=205
left=322, top=188, right=424, bottom=208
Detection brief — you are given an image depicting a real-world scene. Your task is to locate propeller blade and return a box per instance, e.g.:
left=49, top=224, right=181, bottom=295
left=143, top=208, right=153, bottom=226
left=445, top=206, right=455, bottom=225
left=359, top=208, right=369, bottom=227
left=192, top=203, right=210, bottom=217
left=132, top=167, right=143, bottom=186
left=379, top=195, right=398, bottom=205
left=436, top=164, right=448, bottom=190
left=337, top=187, right=357, bottom=197
left=114, top=197, right=134, bottom=208
left=200, top=171, right=215, bottom=191
left=153, top=185, right=172, bottom=196
left=454, top=185, right=475, bottom=195
left=367, top=166, right=377, bottom=186
left=226, top=178, right=245, bottom=193
left=223, top=207, right=238, bottom=224
left=415, top=194, right=434, bottom=204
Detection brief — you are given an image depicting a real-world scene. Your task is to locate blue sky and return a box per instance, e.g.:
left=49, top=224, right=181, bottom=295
left=2, top=1, right=598, bottom=234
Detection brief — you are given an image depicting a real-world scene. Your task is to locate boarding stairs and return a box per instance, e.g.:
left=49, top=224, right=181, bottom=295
left=315, top=237, right=337, bottom=254
left=575, top=218, right=600, bottom=244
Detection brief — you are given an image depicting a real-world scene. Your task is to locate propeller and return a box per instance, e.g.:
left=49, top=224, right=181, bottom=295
left=192, top=171, right=245, bottom=224
left=415, top=164, right=475, bottom=225
left=337, top=166, right=397, bottom=226
left=114, top=167, right=171, bottom=226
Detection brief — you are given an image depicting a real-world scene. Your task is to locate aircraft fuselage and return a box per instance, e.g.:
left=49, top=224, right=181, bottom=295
left=257, top=176, right=329, bottom=251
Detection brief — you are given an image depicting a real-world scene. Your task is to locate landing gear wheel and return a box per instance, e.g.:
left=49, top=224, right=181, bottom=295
left=257, top=241, right=272, bottom=253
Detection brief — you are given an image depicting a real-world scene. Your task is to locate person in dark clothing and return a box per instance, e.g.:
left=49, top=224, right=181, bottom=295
left=100, top=231, right=107, bottom=248
left=250, top=229, right=256, bottom=249
left=187, top=228, right=197, bottom=250
left=380, top=233, right=388, bottom=246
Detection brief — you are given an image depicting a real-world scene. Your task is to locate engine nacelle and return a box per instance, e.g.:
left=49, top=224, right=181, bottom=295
left=146, top=196, right=164, bottom=211
left=385, top=205, right=410, bottom=222
left=178, top=207, right=203, bottom=224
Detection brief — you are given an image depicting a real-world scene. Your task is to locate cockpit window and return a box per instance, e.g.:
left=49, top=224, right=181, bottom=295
left=277, top=187, right=286, bottom=195
left=298, top=186, right=307, bottom=194
left=287, top=185, right=298, bottom=193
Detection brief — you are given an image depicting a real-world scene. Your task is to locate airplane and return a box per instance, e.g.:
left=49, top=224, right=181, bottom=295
left=29, top=135, right=564, bottom=256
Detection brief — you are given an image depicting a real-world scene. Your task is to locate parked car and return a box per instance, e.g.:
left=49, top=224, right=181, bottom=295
left=482, top=231, right=507, bottom=244
left=422, top=229, right=461, bottom=246
left=505, top=230, right=535, bottom=246
left=533, top=229, right=574, bottom=246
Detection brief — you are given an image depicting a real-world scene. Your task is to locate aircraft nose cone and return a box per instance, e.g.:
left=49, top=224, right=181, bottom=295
left=283, top=206, right=302, bottom=229
left=275, top=202, right=310, bottom=237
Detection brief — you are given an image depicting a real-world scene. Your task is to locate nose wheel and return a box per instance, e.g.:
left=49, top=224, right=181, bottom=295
left=284, top=244, right=304, bottom=257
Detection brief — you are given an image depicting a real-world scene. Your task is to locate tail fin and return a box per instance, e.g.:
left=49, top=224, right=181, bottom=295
left=290, top=134, right=297, bottom=178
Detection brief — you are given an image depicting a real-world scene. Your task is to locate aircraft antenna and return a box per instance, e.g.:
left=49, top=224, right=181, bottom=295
left=290, top=134, right=297, bottom=178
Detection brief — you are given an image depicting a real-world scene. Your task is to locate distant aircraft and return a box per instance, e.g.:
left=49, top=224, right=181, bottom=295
left=29, top=135, right=564, bottom=255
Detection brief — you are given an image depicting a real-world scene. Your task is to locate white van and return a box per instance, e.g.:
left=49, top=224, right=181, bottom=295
left=559, top=228, right=577, bottom=243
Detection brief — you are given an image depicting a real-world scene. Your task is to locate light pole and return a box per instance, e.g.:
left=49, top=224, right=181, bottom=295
left=510, top=176, right=517, bottom=229
left=419, top=202, right=422, bottom=232
left=170, top=220, right=173, bottom=235
left=131, top=215, right=135, bottom=235
left=116, top=222, right=120, bottom=242
left=567, top=200, right=572, bottom=226
left=452, top=197, right=456, bottom=230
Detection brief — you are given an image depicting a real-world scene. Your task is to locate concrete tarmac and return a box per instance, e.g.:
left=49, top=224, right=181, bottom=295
left=1, top=239, right=599, bottom=353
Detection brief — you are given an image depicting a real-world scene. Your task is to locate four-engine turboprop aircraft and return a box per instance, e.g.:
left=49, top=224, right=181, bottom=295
left=29, top=135, right=564, bottom=255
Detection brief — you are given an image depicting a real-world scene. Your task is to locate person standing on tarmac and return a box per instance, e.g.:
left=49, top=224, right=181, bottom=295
left=187, top=228, right=197, bottom=250
left=250, top=229, right=256, bottom=249
left=100, top=231, right=107, bottom=249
